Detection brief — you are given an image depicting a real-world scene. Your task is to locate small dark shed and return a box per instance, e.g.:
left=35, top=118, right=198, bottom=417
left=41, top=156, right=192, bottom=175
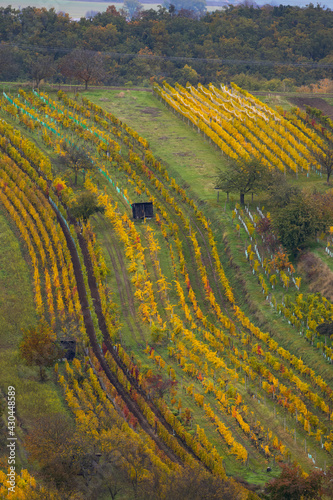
left=60, top=340, right=76, bottom=361
left=131, top=202, right=154, bottom=219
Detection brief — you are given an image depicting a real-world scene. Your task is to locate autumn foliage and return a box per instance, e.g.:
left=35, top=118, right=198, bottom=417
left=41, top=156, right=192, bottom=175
left=19, top=319, right=62, bottom=381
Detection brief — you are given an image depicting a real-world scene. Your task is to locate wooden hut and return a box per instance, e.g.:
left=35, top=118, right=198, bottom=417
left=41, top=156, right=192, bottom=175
left=131, top=202, right=154, bottom=219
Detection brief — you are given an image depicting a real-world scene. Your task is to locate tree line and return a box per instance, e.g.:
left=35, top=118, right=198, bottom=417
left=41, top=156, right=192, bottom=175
left=0, top=3, right=333, bottom=89
left=215, top=157, right=333, bottom=256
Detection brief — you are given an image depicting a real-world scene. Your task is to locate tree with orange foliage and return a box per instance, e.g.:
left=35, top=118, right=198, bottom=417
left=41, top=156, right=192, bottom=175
left=19, top=319, right=62, bottom=381
left=269, top=250, right=294, bottom=274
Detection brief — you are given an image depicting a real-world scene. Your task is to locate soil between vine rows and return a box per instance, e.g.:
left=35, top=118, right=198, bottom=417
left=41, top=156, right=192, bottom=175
left=54, top=203, right=219, bottom=470
left=289, top=97, right=333, bottom=119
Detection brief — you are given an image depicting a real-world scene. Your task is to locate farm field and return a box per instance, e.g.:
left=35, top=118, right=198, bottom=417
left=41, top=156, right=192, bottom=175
left=1, top=83, right=333, bottom=498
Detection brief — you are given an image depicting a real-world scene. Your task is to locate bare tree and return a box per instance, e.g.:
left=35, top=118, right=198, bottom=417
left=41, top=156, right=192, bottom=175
left=311, top=143, right=333, bottom=184
left=28, top=53, right=55, bottom=89
left=123, top=0, right=143, bottom=20
left=59, top=49, right=106, bottom=90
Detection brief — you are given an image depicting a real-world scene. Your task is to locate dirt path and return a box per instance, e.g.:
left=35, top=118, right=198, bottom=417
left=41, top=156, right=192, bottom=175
left=289, top=96, right=333, bottom=119
left=53, top=208, right=185, bottom=465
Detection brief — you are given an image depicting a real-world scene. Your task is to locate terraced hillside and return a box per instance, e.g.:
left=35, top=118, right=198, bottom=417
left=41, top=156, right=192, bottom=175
left=1, top=84, right=333, bottom=498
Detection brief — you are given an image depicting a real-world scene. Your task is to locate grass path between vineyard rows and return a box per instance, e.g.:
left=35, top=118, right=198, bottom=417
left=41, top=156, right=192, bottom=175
left=84, top=88, right=331, bottom=200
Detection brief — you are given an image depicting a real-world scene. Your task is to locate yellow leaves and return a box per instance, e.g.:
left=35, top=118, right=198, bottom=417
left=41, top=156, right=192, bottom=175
left=125, top=246, right=134, bottom=260
left=324, top=441, right=332, bottom=452
left=0, top=468, right=39, bottom=499
left=304, top=419, right=311, bottom=434
left=127, top=261, right=137, bottom=273
left=321, top=400, right=330, bottom=414
left=270, top=274, right=277, bottom=286
left=308, top=319, right=317, bottom=331
left=232, top=406, right=238, bottom=418
left=194, top=393, right=204, bottom=407
left=247, top=223, right=255, bottom=237
left=186, top=384, right=195, bottom=396
left=231, top=442, right=248, bottom=463
left=235, top=393, right=242, bottom=406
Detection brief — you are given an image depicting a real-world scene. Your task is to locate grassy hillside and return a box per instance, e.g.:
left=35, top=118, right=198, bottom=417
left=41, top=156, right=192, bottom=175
left=86, top=89, right=222, bottom=202
left=0, top=206, right=68, bottom=471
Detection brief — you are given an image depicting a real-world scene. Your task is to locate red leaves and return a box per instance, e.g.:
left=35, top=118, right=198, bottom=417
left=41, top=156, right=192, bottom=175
left=55, top=182, right=65, bottom=197
left=265, top=464, right=323, bottom=500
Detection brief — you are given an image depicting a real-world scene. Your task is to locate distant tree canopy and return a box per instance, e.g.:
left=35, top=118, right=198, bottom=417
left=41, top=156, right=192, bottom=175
left=1, top=4, right=333, bottom=87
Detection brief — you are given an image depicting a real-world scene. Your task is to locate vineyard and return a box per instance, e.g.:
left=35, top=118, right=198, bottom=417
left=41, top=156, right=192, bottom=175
left=1, top=83, right=333, bottom=498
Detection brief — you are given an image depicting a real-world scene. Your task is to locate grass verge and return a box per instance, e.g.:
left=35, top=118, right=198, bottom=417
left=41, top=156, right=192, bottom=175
left=0, top=206, right=69, bottom=471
